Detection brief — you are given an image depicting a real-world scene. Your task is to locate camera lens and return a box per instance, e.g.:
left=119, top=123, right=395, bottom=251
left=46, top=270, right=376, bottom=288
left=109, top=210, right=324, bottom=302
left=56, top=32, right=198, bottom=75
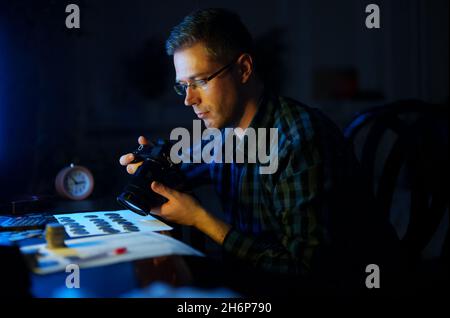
left=117, top=191, right=150, bottom=216
left=117, top=157, right=168, bottom=215
left=117, top=139, right=186, bottom=218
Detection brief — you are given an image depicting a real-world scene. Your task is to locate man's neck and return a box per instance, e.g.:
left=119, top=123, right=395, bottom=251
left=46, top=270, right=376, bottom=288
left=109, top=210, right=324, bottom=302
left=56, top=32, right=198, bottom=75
left=236, top=82, right=264, bottom=130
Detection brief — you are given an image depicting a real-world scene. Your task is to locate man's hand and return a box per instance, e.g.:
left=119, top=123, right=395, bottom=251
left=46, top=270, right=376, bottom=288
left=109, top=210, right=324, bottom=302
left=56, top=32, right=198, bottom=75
left=150, top=181, right=231, bottom=245
left=150, top=181, right=205, bottom=227
left=119, top=136, right=149, bottom=174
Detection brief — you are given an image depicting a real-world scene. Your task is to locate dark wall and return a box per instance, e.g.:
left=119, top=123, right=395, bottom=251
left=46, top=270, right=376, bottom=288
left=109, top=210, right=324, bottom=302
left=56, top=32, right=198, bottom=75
left=0, top=0, right=448, bottom=202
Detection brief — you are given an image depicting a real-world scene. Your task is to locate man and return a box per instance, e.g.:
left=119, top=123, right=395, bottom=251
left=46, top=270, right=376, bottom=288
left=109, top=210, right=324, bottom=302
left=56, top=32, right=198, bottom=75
left=120, top=8, right=399, bottom=297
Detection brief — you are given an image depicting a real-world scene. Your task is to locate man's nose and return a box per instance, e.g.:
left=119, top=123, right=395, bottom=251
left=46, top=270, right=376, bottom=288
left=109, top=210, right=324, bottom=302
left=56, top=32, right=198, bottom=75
left=184, top=86, right=200, bottom=106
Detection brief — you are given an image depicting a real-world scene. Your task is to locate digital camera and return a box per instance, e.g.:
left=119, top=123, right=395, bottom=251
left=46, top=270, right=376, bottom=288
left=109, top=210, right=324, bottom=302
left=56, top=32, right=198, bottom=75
left=117, top=139, right=187, bottom=216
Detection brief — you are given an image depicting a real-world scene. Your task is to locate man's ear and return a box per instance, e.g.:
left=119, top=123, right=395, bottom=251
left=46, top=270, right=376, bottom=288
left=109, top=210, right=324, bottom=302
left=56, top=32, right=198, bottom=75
left=237, top=53, right=254, bottom=84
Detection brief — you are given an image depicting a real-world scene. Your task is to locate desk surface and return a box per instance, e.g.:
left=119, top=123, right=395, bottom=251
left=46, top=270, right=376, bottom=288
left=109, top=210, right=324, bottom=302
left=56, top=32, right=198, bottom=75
left=3, top=198, right=264, bottom=298
left=4, top=197, right=210, bottom=298
left=30, top=254, right=195, bottom=297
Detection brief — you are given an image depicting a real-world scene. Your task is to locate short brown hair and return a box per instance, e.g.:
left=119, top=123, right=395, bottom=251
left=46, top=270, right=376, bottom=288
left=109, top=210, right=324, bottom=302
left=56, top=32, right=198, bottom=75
left=165, top=8, right=255, bottom=63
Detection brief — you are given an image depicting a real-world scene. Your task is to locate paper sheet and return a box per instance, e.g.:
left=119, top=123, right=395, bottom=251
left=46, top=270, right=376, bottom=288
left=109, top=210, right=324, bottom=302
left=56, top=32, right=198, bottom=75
left=21, top=231, right=204, bottom=274
left=53, top=210, right=172, bottom=237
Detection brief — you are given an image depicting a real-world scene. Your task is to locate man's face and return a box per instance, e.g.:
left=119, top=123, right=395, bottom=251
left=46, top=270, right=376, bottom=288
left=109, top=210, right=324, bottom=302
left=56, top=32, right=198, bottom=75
left=174, top=43, right=242, bottom=129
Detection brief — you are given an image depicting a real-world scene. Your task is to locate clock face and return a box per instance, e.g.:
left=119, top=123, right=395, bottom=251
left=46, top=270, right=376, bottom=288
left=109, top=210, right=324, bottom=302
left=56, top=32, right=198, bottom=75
left=55, top=165, right=94, bottom=200
left=63, top=169, right=92, bottom=198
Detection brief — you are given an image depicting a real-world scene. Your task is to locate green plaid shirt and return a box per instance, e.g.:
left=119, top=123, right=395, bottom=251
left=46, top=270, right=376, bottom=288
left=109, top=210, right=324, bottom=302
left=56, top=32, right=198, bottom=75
left=182, top=92, right=363, bottom=278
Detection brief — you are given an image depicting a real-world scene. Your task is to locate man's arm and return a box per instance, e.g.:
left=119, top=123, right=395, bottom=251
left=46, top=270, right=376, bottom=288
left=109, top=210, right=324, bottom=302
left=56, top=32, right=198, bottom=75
left=194, top=208, right=231, bottom=245
left=220, top=160, right=324, bottom=276
left=149, top=181, right=231, bottom=245
left=150, top=142, right=325, bottom=277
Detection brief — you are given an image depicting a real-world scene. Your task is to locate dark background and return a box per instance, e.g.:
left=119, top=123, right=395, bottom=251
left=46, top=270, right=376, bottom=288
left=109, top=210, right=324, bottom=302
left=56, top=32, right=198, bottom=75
left=0, top=1, right=448, bottom=256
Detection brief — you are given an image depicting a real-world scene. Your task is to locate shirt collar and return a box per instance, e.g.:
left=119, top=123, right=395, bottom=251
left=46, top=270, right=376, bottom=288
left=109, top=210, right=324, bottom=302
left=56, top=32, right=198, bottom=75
left=247, top=89, right=277, bottom=130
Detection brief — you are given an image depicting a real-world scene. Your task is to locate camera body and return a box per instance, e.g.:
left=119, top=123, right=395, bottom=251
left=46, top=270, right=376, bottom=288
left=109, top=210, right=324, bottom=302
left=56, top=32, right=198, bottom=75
left=117, top=139, right=187, bottom=216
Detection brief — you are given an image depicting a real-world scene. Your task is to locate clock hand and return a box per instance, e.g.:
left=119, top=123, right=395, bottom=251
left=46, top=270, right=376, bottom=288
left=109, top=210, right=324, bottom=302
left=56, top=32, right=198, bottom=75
left=69, top=176, right=78, bottom=184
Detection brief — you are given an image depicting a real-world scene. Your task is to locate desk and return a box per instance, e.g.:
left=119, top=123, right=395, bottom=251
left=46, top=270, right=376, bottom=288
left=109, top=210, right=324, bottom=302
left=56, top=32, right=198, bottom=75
left=30, top=254, right=194, bottom=297
left=13, top=197, right=202, bottom=297
left=6, top=198, right=264, bottom=298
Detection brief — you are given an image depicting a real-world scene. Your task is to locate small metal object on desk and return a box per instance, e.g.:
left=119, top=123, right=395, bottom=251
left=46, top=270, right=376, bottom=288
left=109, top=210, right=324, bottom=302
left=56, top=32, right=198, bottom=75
left=45, top=223, right=67, bottom=249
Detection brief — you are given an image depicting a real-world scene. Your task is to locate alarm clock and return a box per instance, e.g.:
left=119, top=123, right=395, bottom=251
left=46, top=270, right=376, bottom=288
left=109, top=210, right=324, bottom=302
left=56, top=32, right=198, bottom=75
left=55, top=163, right=95, bottom=200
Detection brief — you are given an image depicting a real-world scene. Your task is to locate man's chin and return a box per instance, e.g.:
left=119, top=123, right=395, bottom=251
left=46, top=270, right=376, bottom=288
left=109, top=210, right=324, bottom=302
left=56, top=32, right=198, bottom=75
left=203, top=119, right=219, bottom=129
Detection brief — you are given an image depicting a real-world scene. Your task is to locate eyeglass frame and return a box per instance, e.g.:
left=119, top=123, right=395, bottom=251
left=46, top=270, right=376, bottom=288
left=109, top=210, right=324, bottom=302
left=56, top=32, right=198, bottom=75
left=173, top=58, right=237, bottom=96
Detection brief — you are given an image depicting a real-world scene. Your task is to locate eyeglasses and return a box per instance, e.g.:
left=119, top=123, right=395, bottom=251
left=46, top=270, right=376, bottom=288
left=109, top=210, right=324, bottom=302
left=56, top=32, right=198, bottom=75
left=173, top=60, right=235, bottom=96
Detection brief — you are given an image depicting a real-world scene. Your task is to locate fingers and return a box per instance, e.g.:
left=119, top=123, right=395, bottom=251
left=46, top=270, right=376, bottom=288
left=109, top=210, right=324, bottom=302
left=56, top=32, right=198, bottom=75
left=126, top=161, right=143, bottom=174
left=151, top=181, right=175, bottom=200
left=119, top=136, right=149, bottom=173
left=120, top=153, right=142, bottom=174
left=138, top=136, right=149, bottom=146
left=119, top=153, right=142, bottom=174
left=119, top=153, right=134, bottom=166
left=120, top=136, right=149, bottom=165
